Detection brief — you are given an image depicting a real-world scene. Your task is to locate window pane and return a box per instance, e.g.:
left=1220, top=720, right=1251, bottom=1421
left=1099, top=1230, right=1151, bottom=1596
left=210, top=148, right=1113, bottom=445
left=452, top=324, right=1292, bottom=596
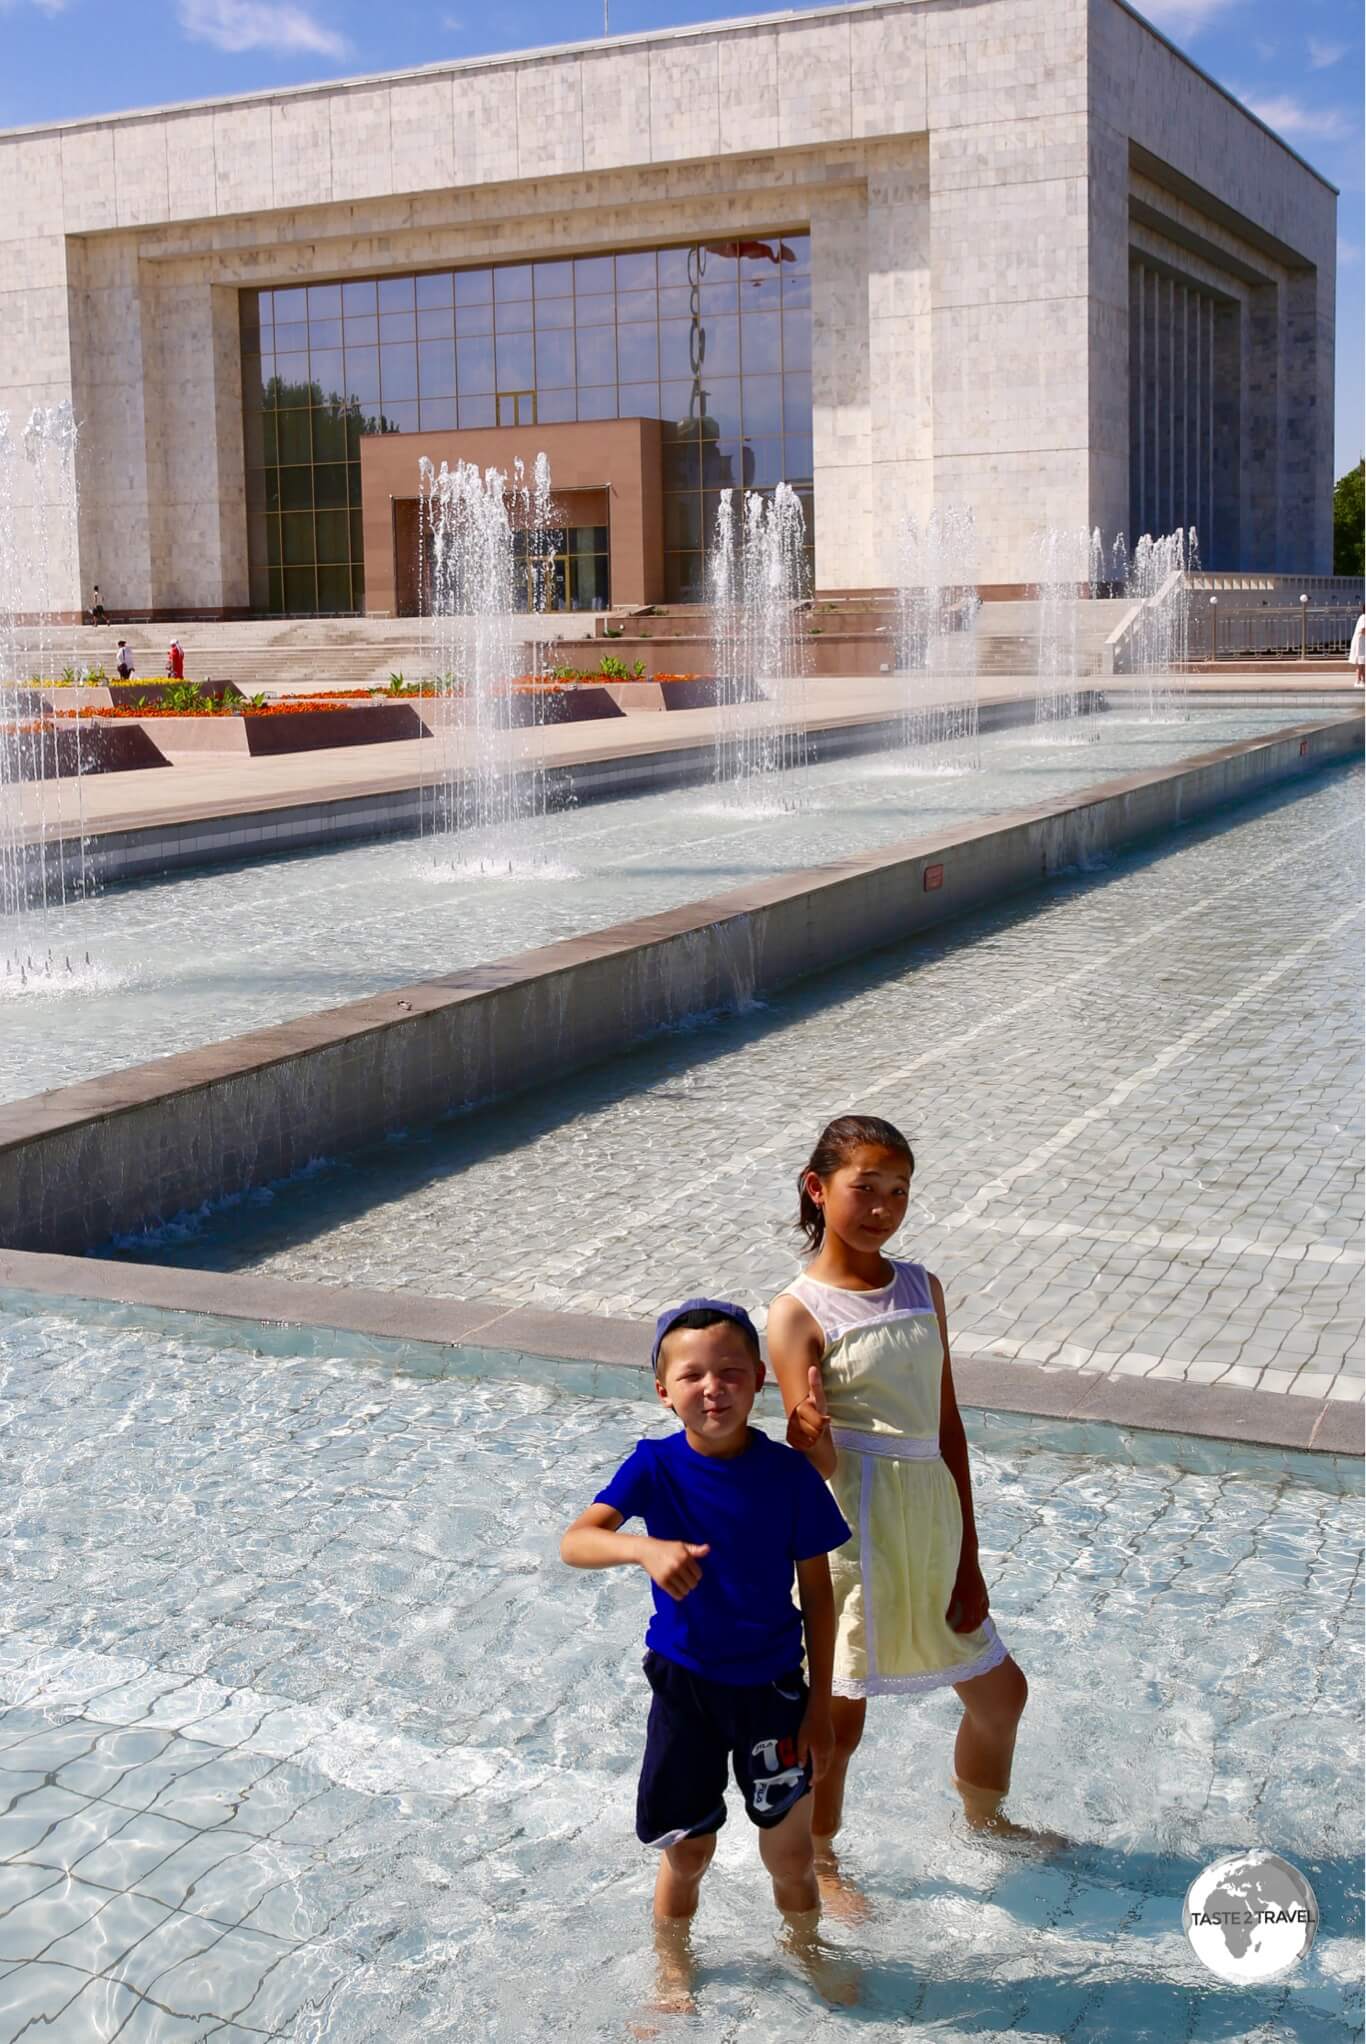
left=616, top=250, right=656, bottom=290
left=348, top=462, right=363, bottom=504
left=378, top=276, right=415, bottom=311
left=415, top=270, right=453, bottom=308
left=699, top=279, right=737, bottom=316
left=274, top=287, right=307, bottom=321
left=309, top=349, right=344, bottom=396
left=455, top=297, right=493, bottom=335
left=277, top=410, right=312, bottom=462
left=659, top=321, right=696, bottom=380
left=617, top=289, right=658, bottom=326
left=495, top=295, right=534, bottom=333
left=459, top=394, right=495, bottom=428
left=569, top=552, right=610, bottom=609
left=265, top=510, right=282, bottom=559
left=574, top=292, right=615, bottom=328
left=617, top=323, right=658, bottom=382
left=268, top=566, right=284, bottom=610
left=660, top=381, right=698, bottom=436
left=700, top=316, right=740, bottom=377
left=312, top=407, right=347, bottom=460
left=741, top=438, right=784, bottom=488
left=707, top=440, right=745, bottom=491
left=457, top=336, right=495, bottom=392
left=282, top=513, right=315, bottom=565
left=617, top=382, right=659, bottom=419
left=495, top=332, right=534, bottom=387
left=315, top=508, right=351, bottom=561
left=316, top=565, right=353, bottom=612
left=454, top=266, right=492, bottom=305
left=379, top=400, right=418, bottom=432
left=663, top=441, right=702, bottom=489
left=783, top=433, right=814, bottom=483
left=494, top=262, right=532, bottom=301
left=534, top=388, right=576, bottom=423
left=534, top=295, right=574, bottom=331
left=263, top=470, right=281, bottom=512
left=351, top=510, right=364, bottom=555
left=418, top=340, right=457, bottom=395
left=261, top=412, right=279, bottom=464
left=658, top=286, right=692, bottom=319
left=574, top=254, right=614, bottom=293
left=242, top=408, right=265, bottom=466
left=781, top=315, right=811, bottom=371
left=741, top=374, right=782, bottom=437
left=278, top=465, right=312, bottom=510
left=308, top=317, right=342, bottom=350
left=533, top=259, right=573, bottom=298
left=344, top=348, right=381, bottom=403
left=284, top=565, right=316, bottom=609
left=576, top=327, right=616, bottom=386
left=703, top=378, right=742, bottom=438
left=741, top=272, right=782, bottom=311
left=783, top=375, right=812, bottom=434
left=344, top=314, right=378, bottom=348
left=380, top=311, right=416, bottom=344
left=657, top=247, right=691, bottom=288
left=313, top=463, right=349, bottom=507
left=342, top=280, right=377, bottom=315
left=274, top=353, right=311, bottom=400
left=740, top=311, right=782, bottom=374
left=419, top=396, right=457, bottom=430
left=417, top=306, right=455, bottom=341
left=577, top=387, right=617, bottom=421
left=380, top=345, right=418, bottom=400
left=664, top=493, right=701, bottom=548
left=534, top=329, right=575, bottom=389
left=781, top=270, right=812, bottom=311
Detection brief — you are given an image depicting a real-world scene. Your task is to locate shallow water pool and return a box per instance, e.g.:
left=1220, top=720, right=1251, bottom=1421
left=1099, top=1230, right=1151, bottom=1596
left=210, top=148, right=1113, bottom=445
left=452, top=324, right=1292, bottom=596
left=1, top=700, right=1327, bottom=1105
left=0, top=1305, right=1359, bottom=2040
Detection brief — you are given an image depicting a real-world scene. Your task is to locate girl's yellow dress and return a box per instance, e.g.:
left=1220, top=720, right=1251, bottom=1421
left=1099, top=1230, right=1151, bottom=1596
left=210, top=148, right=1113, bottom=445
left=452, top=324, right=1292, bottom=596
left=778, top=1259, right=1007, bottom=1698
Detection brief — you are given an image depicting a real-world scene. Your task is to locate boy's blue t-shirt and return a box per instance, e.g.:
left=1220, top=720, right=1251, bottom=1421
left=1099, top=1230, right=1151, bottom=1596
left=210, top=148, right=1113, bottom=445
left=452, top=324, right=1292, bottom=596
left=595, top=1427, right=850, bottom=1686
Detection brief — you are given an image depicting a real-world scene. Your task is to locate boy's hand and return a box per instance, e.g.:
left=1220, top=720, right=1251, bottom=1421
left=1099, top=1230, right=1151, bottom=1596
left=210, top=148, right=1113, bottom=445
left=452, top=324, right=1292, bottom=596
left=797, top=1700, right=834, bottom=1784
left=786, top=1365, right=831, bottom=1451
left=641, top=1538, right=710, bottom=1601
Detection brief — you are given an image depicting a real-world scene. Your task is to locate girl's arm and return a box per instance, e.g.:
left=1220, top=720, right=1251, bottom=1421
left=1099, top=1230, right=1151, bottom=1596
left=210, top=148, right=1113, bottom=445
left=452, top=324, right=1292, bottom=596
left=766, top=1294, right=837, bottom=1479
left=929, top=1273, right=991, bottom=1633
left=794, top=1552, right=835, bottom=1781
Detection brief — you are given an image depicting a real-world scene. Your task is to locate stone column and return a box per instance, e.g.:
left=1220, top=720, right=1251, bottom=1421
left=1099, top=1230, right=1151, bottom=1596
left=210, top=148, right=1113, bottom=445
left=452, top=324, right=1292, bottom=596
left=810, top=186, right=872, bottom=592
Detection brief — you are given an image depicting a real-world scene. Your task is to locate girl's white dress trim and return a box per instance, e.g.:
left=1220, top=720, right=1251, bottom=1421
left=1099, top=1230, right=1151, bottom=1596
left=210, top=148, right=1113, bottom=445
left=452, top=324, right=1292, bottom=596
left=832, top=1618, right=1008, bottom=1698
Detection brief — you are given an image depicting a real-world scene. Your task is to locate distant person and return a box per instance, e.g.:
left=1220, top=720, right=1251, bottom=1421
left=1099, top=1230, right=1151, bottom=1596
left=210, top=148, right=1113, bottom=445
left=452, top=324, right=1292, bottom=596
left=115, top=640, right=134, bottom=680
left=561, top=1299, right=851, bottom=2013
left=90, top=585, right=106, bottom=627
left=769, top=1113, right=1059, bottom=1905
left=166, top=638, right=185, bottom=680
left=1350, top=610, right=1366, bottom=690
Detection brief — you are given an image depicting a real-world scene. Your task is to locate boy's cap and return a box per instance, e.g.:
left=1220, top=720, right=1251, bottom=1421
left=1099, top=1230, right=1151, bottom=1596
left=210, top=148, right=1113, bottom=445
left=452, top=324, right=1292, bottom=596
left=652, top=1297, right=760, bottom=1371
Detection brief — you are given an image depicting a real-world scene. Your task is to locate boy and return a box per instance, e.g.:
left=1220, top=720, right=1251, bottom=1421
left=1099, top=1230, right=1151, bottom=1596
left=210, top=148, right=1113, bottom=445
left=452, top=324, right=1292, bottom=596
left=561, top=1299, right=851, bottom=2002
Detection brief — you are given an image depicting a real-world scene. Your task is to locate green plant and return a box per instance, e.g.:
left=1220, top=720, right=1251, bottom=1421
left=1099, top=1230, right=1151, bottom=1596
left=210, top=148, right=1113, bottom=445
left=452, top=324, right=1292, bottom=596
left=60, top=665, right=79, bottom=685
left=83, top=665, right=108, bottom=685
left=630, top=660, right=646, bottom=678
left=1333, top=461, right=1364, bottom=578
left=387, top=671, right=407, bottom=692
left=550, top=660, right=586, bottom=681
left=604, top=624, right=625, bottom=638
left=249, top=692, right=267, bottom=709
left=597, top=655, right=630, bottom=679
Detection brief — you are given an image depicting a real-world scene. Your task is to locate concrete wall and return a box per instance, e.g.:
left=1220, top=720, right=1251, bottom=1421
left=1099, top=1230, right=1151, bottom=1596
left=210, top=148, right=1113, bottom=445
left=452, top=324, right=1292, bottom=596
left=0, top=0, right=1338, bottom=614
left=0, top=716, right=1356, bottom=1256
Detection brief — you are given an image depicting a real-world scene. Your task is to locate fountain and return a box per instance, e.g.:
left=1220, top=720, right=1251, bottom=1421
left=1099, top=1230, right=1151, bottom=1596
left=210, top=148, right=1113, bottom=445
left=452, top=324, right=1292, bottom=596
left=1124, top=526, right=1196, bottom=719
left=0, top=401, right=91, bottom=984
left=1033, top=525, right=1091, bottom=730
left=709, top=483, right=809, bottom=804
left=895, top=505, right=981, bottom=769
left=418, top=452, right=560, bottom=874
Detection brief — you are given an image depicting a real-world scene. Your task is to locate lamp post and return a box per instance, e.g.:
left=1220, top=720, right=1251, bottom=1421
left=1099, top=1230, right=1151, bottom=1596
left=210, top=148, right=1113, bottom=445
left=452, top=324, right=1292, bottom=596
left=1208, top=594, right=1217, bottom=663
left=1299, top=591, right=1308, bottom=661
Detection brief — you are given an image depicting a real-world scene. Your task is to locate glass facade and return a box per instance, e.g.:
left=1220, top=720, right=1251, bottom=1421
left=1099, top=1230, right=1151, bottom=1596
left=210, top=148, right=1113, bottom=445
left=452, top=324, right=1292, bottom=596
left=240, top=233, right=813, bottom=614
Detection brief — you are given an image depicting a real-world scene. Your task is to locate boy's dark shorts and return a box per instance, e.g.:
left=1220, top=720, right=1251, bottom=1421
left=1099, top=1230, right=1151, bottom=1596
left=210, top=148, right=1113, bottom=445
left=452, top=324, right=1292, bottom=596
left=636, top=1649, right=811, bottom=1846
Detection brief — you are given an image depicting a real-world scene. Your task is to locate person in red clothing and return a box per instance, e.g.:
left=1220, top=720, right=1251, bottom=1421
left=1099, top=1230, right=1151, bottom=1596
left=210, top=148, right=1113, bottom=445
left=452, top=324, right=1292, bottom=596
left=166, top=639, right=185, bottom=679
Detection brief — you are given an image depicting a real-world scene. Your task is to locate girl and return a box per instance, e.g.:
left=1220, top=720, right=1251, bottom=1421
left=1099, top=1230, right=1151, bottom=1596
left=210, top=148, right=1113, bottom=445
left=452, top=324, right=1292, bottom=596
left=767, top=1113, right=1034, bottom=1851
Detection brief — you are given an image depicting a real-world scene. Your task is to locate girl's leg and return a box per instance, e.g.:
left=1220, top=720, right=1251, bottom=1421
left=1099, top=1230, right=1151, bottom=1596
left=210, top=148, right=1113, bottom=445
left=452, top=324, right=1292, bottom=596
left=951, top=1655, right=1064, bottom=1842
left=811, top=1695, right=866, bottom=1841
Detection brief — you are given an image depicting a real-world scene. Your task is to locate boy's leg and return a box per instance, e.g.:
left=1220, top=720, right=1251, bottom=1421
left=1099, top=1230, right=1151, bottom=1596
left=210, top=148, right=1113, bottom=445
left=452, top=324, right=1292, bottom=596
left=636, top=1653, right=728, bottom=1920
left=756, top=1793, right=818, bottom=1915
left=654, top=1833, right=716, bottom=1921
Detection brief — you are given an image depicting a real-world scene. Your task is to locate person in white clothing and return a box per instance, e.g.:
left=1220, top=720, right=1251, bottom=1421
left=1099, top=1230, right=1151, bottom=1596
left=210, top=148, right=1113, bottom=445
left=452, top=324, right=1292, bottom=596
left=1349, top=610, right=1366, bottom=689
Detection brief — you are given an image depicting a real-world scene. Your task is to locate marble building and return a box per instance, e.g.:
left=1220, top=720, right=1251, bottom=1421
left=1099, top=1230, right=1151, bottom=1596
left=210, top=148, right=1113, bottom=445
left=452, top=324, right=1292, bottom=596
left=0, top=0, right=1337, bottom=617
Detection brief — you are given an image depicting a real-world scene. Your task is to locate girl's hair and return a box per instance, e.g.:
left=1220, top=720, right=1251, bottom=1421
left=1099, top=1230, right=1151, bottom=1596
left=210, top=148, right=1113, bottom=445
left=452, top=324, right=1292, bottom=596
left=796, top=1114, right=915, bottom=1252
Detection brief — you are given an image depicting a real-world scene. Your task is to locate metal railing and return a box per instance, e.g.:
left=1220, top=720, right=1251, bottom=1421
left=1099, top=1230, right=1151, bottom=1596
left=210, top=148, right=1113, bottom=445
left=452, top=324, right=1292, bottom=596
left=1195, top=605, right=1358, bottom=661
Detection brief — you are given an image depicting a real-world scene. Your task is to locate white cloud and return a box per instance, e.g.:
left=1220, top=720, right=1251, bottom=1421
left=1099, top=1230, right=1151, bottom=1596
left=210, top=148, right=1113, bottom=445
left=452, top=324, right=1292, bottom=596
left=440, top=12, right=465, bottom=28
left=1339, top=238, right=1362, bottom=268
left=0, top=0, right=69, bottom=13
left=178, top=0, right=350, bottom=59
left=1307, top=37, right=1348, bottom=70
left=1236, top=89, right=1354, bottom=141
left=1135, top=0, right=1239, bottom=38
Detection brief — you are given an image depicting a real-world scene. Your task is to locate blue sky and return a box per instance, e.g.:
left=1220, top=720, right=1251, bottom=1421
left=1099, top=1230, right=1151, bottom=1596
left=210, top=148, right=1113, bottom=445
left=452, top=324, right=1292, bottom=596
left=2, top=0, right=1361, bottom=474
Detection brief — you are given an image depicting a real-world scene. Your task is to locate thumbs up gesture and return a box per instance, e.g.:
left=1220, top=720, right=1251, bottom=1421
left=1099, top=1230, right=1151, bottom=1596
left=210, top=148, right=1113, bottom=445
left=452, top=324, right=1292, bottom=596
left=786, top=1365, right=831, bottom=1451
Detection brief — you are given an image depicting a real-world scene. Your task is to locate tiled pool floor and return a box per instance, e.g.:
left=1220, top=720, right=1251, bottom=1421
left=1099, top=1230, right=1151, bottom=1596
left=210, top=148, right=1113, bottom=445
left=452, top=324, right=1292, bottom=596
left=1, top=700, right=1325, bottom=1105
left=116, top=763, right=1365, bottom=1404
left=0, top=1310, right=1360, bottom=2041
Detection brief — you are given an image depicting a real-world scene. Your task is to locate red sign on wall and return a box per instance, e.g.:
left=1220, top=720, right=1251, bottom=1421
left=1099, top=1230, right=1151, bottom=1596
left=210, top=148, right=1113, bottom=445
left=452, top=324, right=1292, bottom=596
left=924, top=863, right=944, bottom=892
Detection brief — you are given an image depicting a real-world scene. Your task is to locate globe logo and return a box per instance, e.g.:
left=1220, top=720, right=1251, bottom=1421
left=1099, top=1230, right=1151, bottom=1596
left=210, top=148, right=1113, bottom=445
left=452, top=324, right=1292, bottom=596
left=1183, top=1851, right=1319, bottom=1985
